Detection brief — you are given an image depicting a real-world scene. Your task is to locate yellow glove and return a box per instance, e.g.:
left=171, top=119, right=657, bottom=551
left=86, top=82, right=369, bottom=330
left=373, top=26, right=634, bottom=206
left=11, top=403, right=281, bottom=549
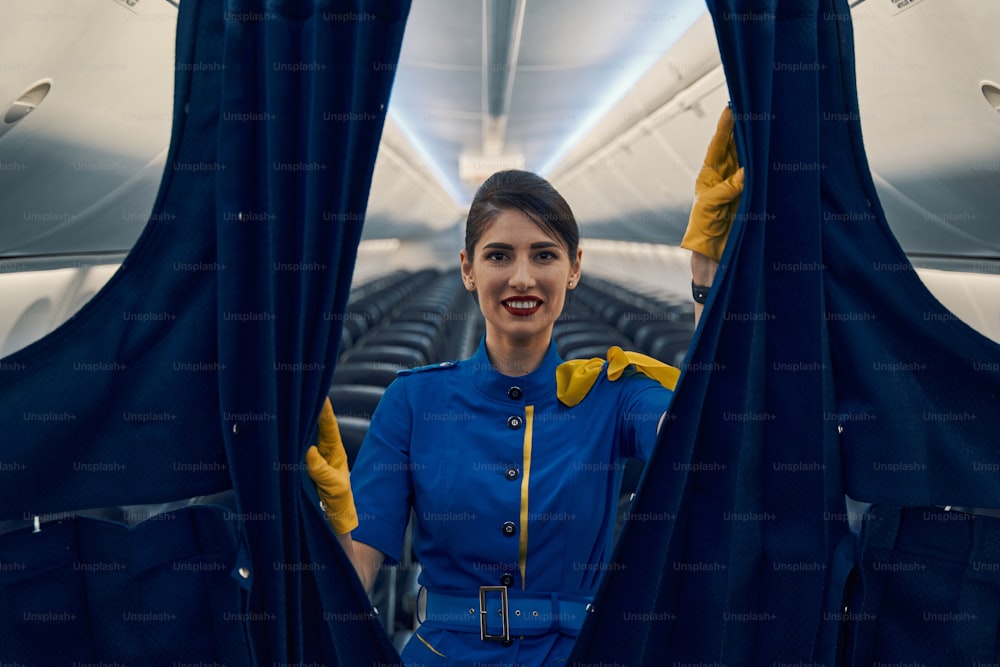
left=305, top=398, right=359, bottom=534
left=680, top=106, right=745, bottom=264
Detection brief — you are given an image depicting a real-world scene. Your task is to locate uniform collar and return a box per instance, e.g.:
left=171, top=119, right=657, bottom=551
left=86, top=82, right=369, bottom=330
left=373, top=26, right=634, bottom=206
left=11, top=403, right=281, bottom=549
left=467, top=336, right=563, bottom=404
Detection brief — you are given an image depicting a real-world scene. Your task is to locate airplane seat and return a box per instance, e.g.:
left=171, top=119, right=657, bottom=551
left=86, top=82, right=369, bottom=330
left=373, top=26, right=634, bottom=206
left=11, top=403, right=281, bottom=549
left=641, top=296, right=692, bottom=318
left=379, top=320, right=448, bottom=361
left=567, top=277, right=619, bottom=322
left=553, top=277, right=694, bottom=363
left=632, top=321, right=695, bottom=354
left=356, top=330, right=439, bottom=364
left=389, top=294, right=455, bottom=316
left=557, top=331, right=633, bottom=359
left=365, top=319, right=441, bottom=337
left=660, top=299, right=695, bottom=319
left=574, top=286, right=620, bottom=317
left=392, top=300, right=455, bottom=324
left=333, top=415, right=371, bottom=469
left=616, top=283, right=692, bottom=319
left=340, top=314, right=368, bottom=344
left=600, top=302, right=635, bottom=329
left=561, top=304, right=598, bottom=322
left=388, top=277, right=471, bottom=360
left=562, top=344, right=624, bottom=361
left=357, top=297, right=396, bottom=325
left=442, top=286, right=482, bottom=358
left=647, top=332, right=694, bottom=365
left=448, top=299, right=485, bottom=360
left=340, top=344, right=427, bottom=367
left=591, top=276, right=669, bottom=306
left=348, top=269, right=411, bottom=301
left=578, top=277, right=692, bottom=342
left=612, top=308, right=663, bottom=341
left=387, top=311, right=444, bottom=330
left=552, top=320, right=619, bottom=339
left=585, top=276, right=641, bottom=302
left=332, top=362, right=406, bottom=388
left=328, top=384, right=386, bottom=422
left=343, top=303, right=379, bottom=341
left=561, top=292, right=599, bottom=321
left=344, top=270, right=442, bottom=339
left=596, top=299, right=650, bottom=333
left=336, top=328, right=353, bottom=355
left=378, top=319, right=443, bottom=340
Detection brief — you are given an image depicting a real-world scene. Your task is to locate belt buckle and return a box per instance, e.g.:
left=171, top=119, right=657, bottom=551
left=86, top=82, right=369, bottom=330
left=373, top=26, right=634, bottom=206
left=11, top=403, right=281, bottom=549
left=478, top=585, right=510, bottom=643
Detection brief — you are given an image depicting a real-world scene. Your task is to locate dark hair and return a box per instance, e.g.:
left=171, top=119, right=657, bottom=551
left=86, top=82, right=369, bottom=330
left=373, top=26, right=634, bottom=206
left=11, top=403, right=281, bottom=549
left=464, top=170, right=579, bottom=260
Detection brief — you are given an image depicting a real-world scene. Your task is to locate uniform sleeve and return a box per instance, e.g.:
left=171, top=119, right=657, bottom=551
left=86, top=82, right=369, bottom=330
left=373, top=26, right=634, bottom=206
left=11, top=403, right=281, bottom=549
left=617, top=369, right=674, bottom=462
left=349, top=377, right=414, bottom=564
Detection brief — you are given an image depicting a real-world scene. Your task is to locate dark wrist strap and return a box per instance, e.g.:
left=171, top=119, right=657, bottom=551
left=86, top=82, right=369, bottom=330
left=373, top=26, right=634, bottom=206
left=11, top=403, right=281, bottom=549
left=692, top=280, right=711, bottom=305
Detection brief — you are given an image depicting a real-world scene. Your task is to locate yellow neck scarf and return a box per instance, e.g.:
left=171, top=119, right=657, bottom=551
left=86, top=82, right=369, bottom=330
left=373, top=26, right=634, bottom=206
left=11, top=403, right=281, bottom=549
left=556, top=346, right=681, bottom=407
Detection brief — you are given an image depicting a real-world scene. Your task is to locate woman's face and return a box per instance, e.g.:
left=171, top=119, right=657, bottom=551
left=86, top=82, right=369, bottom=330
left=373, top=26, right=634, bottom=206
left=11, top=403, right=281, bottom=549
left=461, top=209, right=582, bottom=349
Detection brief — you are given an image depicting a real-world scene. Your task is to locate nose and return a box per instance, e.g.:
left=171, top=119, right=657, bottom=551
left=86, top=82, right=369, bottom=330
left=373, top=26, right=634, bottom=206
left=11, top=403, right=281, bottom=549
left=509, top=255, right=536, bottom=291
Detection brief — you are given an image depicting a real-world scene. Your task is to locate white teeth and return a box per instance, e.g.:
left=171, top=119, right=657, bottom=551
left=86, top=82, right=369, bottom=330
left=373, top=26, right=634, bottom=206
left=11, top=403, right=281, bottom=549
left=506, top=300, right=538, bottom=309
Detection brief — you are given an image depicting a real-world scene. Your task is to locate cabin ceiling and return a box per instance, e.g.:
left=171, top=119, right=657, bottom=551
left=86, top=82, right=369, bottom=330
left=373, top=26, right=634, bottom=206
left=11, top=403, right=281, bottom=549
left=0, top=0, right=997, bottom=265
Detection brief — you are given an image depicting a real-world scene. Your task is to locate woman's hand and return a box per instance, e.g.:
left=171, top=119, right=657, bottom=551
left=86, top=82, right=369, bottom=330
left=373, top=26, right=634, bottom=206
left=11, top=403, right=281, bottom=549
left=681, top=106, right=744, bottom=325
left=305, top=398, right=384, bottom=592
left=306, top=398, right=359, bottom=534
left=682, top=106, right=744, bottom=265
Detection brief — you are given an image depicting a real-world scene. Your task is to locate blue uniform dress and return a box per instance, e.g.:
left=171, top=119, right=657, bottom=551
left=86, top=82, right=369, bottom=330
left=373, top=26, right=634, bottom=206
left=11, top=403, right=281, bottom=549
left=350, top=338, right=674, bottom=666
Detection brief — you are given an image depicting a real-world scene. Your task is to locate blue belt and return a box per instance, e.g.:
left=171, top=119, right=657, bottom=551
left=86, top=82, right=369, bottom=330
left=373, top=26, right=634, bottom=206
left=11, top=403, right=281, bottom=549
left=423, top=587, right=592, bottom=642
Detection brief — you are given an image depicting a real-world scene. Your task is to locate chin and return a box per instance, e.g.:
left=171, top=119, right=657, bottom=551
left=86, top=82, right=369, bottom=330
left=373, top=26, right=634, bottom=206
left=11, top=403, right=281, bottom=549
left=492, top=317, right=553, bottom=341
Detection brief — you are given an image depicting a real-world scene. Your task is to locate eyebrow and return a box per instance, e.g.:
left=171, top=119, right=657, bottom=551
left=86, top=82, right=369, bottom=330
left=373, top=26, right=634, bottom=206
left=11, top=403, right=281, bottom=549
left=482, top=241, right=561, bottom=251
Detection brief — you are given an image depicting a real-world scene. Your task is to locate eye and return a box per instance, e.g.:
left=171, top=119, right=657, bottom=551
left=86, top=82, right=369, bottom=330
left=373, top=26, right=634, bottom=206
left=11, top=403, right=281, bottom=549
left=485, top=251, right=509, bottom=262
left=536, top=250, right=559, bottom=261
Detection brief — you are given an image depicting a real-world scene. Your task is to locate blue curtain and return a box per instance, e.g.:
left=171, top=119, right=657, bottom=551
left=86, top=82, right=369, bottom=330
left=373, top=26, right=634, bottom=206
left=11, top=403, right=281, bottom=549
left=570, top=0, right=1000, bottom=664
left=0, top=1, right=409, bottom=664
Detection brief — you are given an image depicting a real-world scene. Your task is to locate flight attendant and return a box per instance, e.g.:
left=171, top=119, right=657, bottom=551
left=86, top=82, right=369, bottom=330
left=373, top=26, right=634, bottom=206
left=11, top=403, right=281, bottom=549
left=308, top=170, right=678, bottom=665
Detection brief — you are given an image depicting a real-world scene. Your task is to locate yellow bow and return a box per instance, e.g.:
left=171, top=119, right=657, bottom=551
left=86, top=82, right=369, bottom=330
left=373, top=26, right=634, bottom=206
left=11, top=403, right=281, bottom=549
left=556, top=346, right=681, bottom=407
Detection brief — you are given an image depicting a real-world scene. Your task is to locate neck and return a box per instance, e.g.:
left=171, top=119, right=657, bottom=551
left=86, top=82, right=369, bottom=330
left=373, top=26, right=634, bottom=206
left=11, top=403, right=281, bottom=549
left=483, top=332, right=551, bottom=377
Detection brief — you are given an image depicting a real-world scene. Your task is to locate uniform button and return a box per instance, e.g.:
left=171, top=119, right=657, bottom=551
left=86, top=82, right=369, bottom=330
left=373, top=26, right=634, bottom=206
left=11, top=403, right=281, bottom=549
left=507, top=415, right=522, bottom=430
left=500, top=573, right=514, bottom=587
left=507, top=386, right=522, bottom=400
left=505, top=467, right=520, bottom=481
left=501, top=521, right=517, bottom=537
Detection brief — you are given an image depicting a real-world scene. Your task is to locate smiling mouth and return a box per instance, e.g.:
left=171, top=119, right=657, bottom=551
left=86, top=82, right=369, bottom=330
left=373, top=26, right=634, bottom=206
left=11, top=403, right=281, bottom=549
left=502, top=298, right=543, bottom=317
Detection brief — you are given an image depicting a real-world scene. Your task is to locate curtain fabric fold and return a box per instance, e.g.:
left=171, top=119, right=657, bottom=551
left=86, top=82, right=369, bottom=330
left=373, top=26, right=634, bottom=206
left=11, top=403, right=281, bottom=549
left=569, top=0, right=1000, bottom=664
left=0, top=1, right=410, bottom=663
